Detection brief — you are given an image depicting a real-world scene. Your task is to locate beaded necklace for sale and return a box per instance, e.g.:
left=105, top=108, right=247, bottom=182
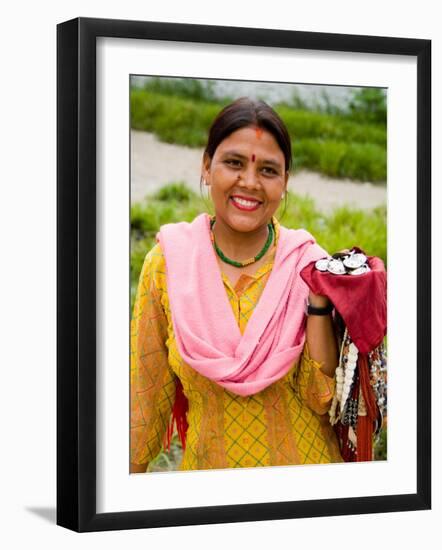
left=329, top=324, right=387, bottom=459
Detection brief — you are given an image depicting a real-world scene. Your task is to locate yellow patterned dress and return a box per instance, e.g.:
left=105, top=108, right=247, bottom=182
left=130, top=217, right=344, bottom=470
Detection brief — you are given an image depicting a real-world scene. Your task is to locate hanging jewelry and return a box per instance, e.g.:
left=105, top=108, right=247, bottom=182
left=329, top=328, right=358, bottom=425
left=341, top=342, right=358, bottom=413
left=328, top=299, right=388, bottom=460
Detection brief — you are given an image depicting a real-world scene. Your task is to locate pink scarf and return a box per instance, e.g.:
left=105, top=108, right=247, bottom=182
left=156, top=213, right=327, bottom=397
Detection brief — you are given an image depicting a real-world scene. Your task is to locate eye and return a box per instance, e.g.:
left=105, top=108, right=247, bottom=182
left=261, top=166, right=278, bottom=176
left=224, top=159, right=242, bottom=168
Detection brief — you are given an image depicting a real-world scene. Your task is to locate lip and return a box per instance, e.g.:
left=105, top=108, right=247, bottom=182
left=230, top=195, right=263, bottom=211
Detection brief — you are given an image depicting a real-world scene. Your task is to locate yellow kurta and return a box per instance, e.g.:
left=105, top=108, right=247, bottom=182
left=130, top=217, right=343, bottom=470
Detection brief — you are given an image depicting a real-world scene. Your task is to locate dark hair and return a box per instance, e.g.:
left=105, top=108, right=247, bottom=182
left=204, top=97, right=292, bottom=172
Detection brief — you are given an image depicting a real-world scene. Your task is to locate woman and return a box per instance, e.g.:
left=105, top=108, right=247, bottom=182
left=130, top=97, right=343, bottom=472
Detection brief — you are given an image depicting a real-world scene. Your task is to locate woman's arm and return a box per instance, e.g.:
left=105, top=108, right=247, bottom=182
left=305, top=291, right=339, bottom=378
left=130, top=245, right=177, bottom=473
left=292, top=342, right=336, bottom=415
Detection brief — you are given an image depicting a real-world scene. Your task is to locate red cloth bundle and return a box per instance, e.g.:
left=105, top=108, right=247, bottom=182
left=300, top=251, right=387, bottom=354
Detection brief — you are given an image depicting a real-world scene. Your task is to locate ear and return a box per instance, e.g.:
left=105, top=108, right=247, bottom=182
left=283, top=171, right=289, bottom=192
left=202, top=152, right=212, bottom=184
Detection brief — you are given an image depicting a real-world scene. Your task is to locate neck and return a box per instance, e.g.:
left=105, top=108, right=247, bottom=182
left=211, top=217, right=272, bottom=261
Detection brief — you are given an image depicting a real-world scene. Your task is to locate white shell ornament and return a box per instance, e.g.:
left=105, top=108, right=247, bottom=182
left=350, top=264, right=371, bottom=276
left=343, top=253, right=367, bottom=269
left=327, top=259, right=346, bottom=275
left=315, top=258, right=330, bottom=272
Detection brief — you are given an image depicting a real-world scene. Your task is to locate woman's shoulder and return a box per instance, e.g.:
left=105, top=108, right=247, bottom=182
left=144, top=241, right=165, bottom=266
left=140, top=242, right=167, bottom=287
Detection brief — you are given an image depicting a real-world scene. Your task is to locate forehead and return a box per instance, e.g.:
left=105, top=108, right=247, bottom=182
left=216, top=126, right=283, bottom=158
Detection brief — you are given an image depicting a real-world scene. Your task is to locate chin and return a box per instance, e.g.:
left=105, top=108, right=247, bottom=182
left=227, top=217, right=263, bottom=233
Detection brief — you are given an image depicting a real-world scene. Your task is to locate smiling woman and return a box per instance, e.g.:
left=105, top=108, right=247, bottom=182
left=130, top=97, right=346, bottom=473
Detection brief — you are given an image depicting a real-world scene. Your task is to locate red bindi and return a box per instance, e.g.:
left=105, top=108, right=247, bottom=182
left=251, top=154, right=256, bottom=162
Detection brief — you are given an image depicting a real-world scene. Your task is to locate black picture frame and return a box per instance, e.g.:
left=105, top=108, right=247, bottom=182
left=57, top=17, right=431, bottom=532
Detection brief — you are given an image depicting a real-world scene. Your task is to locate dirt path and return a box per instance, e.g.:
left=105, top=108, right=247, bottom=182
left=131, top=130, right=386, bottom=214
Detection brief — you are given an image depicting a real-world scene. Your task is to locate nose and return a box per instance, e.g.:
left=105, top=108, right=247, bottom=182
left=238, top=165, right=261, bottom=189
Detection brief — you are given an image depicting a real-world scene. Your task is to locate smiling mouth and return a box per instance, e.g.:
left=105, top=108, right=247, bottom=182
left=230, top=196, right=262, bottom=211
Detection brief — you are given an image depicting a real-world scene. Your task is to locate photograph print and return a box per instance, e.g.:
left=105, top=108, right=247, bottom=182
left=129, top=75, right=388, bottom=474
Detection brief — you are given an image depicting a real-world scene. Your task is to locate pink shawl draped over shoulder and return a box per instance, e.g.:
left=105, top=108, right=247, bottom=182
left=156, top=213, right=328, bottom=396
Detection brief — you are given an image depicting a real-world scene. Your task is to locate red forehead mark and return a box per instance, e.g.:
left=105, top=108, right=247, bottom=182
left=251, top=154, right=256, bottom=162
left=255, top=127, right=263, bottom=139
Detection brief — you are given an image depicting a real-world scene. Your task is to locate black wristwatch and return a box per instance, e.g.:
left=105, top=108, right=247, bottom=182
left=307, top=301, right=334, bottom=316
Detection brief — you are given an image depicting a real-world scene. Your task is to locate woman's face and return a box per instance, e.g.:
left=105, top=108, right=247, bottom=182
left=202, top=125, right=289, bottom=234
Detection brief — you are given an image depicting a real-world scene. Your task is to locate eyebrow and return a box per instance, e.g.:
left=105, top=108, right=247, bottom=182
left=221, top=150, right=283, bottom=168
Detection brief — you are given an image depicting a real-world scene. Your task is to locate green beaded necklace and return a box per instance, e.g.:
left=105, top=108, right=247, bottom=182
left=210, top=217, right=274, bottom=268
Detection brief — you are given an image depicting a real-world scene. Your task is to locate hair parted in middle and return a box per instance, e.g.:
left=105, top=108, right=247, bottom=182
left=203, top=96, right=292, bottom=172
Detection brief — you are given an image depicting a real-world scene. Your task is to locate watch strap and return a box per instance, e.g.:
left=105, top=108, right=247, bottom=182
left=307, top=301, right=334, bottom=315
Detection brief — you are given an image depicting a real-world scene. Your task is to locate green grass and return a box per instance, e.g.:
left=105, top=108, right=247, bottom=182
left=131, top=182, right=387, bottom=470
left=374, top=427, right=387, bottom=461
left=147, top=434, right=183, bottom=472
left=293, top=139, right=386, bottom=181
left=138, top=77, right=387, bottom=125
left=130, top=88, right=387, bottom=182
left=139, top=76, right=221, bottom=103
left=283, top=87, right=387, bottom=125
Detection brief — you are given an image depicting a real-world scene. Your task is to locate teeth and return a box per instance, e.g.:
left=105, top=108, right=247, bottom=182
left=232, top=197, right=260, bottom=207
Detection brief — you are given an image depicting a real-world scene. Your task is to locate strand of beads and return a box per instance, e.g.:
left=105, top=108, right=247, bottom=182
left=368, top=343, right=388, bottom=440
left=342, top=395, right=359, bottom=428
left=329, top=329, right=358, bottom=426
left=340, top=342, right=358, bottom=414
left=368, top=344, right=388, bottom=418
left=329, top=328, right=348, bottom=425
